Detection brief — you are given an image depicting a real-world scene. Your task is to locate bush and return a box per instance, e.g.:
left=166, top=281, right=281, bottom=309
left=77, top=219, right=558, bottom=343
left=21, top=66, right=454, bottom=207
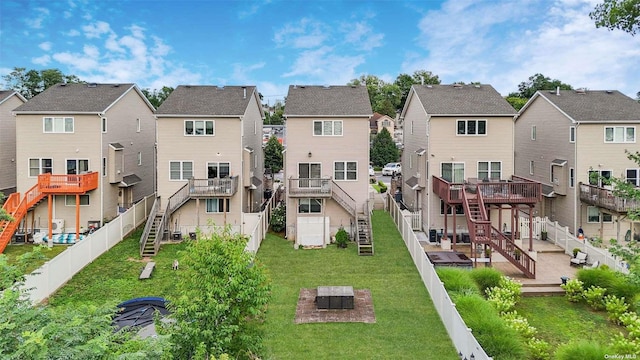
left=269, top=204, right=286, bottom=233
left=620, top=312, right=640, bottom=339
left=584, top=286, right=607, bottom=310
left=560, top=279, right=584, bottom=302
left=335, top=227, right=349, bottom=248
left=578, top=268, right=640, bottom=303
left=469, top=267, right=503, bottom=296
left=527, top=338, right=551, bottom=360
left=555, top=340, right=611, bottom=360
left=609, top=333, right=640, bottom=355
left=436, top=267, right=480, bottom=295
left=377, top=180, right=387, bottom=193
left=455, top=294, right=527, bottom=360
left=486, top=277, right=521, bottom=314
left=605, top=295, right=629, bottom=325
left=502, top=311, right=537, bottom=339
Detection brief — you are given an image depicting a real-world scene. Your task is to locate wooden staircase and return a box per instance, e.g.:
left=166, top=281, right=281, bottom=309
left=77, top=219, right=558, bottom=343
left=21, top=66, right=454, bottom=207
left=0, top=185, right=44, bottom=253
left=356, top=213, right=373, bottom=255
left=462, top=187, right=536, bottom=278
left=141, top=211, right=164, bottom=257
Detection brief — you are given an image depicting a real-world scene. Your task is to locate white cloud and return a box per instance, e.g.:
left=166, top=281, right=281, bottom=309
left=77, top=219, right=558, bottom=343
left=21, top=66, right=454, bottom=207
left=39, top=42, right=52, bottom=51
left=273, top=18, right=328, bottom=49
left=65, top=29, right=81, bottom=37
left=341, top=22, right=384, bottom=51
left=82, top=21, right=111, bottom=39
left=283, top=46, right=364, bottom=84
left=232, top=62, right=266, bottom=83
left=25, top=7, right=50, bottom=29
left=32, top=55, right=51, bottom=66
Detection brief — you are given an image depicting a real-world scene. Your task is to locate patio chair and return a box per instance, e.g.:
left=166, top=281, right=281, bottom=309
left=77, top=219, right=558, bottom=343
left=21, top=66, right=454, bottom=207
left=570, top=252, right=587, bottom=266
left=583, top=260, right=599, bottom=269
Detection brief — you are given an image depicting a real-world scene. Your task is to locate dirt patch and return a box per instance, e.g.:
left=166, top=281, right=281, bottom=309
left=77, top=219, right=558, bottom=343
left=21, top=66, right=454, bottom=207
left=294, top=288, right=376, bottom=324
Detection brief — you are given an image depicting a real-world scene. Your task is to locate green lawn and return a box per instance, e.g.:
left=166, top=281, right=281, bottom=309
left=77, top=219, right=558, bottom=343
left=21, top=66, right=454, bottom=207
left=4, top=243, right=68, bottom=274
left=515, top=296, right=623, bottom=349
left=48, top=227, right=187, bottom=307
left=258, top=210, right=458, bottom=360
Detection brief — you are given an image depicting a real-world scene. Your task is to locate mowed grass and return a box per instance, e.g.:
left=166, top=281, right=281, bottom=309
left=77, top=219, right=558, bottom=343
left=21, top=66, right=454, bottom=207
left=48, top=227, right=187, bottom=307
left=515, top=296, right=622, bottom=348
left=4, top=243, right=68, bottom=274
left=258, top=210, right=458, bottom=360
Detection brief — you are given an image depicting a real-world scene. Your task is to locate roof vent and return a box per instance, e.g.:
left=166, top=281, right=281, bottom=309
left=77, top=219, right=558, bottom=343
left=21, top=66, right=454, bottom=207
left=60, top=83, right=67, bottom=87
left=323, top=85, right=330, bottom=89
left=606, top=90, right=613, bottom=94
left=113, top=84, right=120, bottom=87
left=242, top=87, right=246, bottom=99
left=426, top=85, right=433, bottom=88
left=575, top=88, right=586, bottom=94
left=453, top=83, right=463, bottom=88
left=217, top=86, right=224, bottom=90
left=474, top=84, right=481, bottom=88
left=88, top=83, right=97, bottom=88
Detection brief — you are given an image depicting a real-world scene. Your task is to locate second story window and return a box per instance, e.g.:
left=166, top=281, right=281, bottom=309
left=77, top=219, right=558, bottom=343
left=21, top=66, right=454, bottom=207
left=67, top=159, right=89, bottom=174
left=101, top=117, right=107, bottom=133
left=569, top=126, right=575, bottom=143
left=605, top=126, right=635, bottom=143
left=478, top=161, right=501, bottom=181
left=185, top=120, right=214, bottom=136
left=313, top=120, right=342, bottom=136
left=531, top=125, right=536, bottom=140
left=170, top=161, right=193, bottom=180
left=457, top=120, right=486, bottom=135
left=334, top=161, right=357, bottom=180
left=44, top=117, right=73, bottom=133
left=627, top=169, right=640, bottom=186
left=29, top=158, right=52, bottom=177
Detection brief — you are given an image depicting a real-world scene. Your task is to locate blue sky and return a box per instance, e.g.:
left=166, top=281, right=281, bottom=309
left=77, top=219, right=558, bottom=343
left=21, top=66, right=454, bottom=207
left=1, top=0, right=639, bottom=104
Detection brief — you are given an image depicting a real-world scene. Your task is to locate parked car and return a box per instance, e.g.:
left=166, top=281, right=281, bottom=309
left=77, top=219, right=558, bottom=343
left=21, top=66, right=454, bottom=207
left=382, top=162, right=401, bottom=176
left=369, top=164, right=375, bottom=176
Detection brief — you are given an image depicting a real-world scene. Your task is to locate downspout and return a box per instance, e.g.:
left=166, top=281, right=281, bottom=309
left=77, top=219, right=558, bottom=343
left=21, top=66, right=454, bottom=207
left=99, top=113, right=104, bottom=227
left=573, top=122, right=579, bottom=235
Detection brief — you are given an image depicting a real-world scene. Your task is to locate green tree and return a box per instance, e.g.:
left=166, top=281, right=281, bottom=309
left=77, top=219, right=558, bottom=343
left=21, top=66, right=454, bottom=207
left=508, top=73, right=573, bottom=99
left=370, top=128, right=400, bottom=167
left=166, top=229, right=271, bottom=359
left=590, top=0, right=640, bottom=35
left=141, top=86, right=174, bottom=108
left=264, top=135, right=284, bottom=175
left=2, top=67, right=82, bottom=99
left=0, top=192, right=12, bottom=222
left=394, top=71, right=441, bottom=109
left=505, top=96, right=528, bottom=111
left=264, top=100, right=285, bottom=125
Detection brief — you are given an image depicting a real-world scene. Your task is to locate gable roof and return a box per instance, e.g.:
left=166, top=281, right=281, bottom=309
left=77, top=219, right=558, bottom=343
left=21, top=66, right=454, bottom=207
left=284, top=85, right=372, bottom=117
left=528, top=90, right=640, bottom=123
left=156, top=85, right=257, bottom=116
left=13, top=83, right=150, bottom=113
left=408, top=84, right=516, bottom=116
left=0, top=90, right=27, bottom=106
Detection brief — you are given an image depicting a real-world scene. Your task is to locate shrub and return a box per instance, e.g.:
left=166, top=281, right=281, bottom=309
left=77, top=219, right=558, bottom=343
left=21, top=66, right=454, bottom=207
left=527, top=338, right=551, bottom=360
left=605, top=295, right=629, bottom=325
left=435, top=267, right=480, bottom=295
left=584, top=286, right=607, bottom=310
left=620, top=312, right=640, bottom=339
left=560, top=279, right=584, bottom=302
left=555, top=340, right=611, bottom=360
left=486, top=277, right=521, bottom=313
left=609, top=333, right=640, bottom=355
left=455, top=294, right=527, bottom=360
left=335, top=227, right=349, bottom=248
left=377, top=180, right=387, bottom=193
left=469, top=267, right=502, bottom=296
left=578, top=268, right=640, bottom=303
left=269, top=204, right=286, bottom=233
left=502, top=311, right=537, bottom=339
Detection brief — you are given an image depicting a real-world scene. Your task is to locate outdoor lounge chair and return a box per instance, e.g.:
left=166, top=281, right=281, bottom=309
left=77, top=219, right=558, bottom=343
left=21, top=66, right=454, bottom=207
left=570, top=252, right=587, bottom=266
left=583, top=260, right=599, bottom=269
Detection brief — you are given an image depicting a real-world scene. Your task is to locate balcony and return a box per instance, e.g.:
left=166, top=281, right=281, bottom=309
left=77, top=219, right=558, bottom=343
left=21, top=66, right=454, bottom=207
left=579, top=182, right=640, bottom=214
left=188, top=177, right=238, bottom=198
left=432, top=175, right=541, bottom=205
left=288, top=178, right=333, bottom=198
left=38, top=172, right=99, bottom=194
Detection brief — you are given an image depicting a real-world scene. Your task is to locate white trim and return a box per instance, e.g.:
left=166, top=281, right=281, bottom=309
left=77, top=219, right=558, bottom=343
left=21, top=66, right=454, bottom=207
left=101, top=117, right=107, bottom=133
left=43, top=116, right=74, bottom=133
left=333, top=160, right=358, bottom=181
left=64, top=194, right=90, bottom=206
left=604, top=126, right=635, bottom=143
left=28, top=158, right=53, bottom=178
left=569, top=126, right=575, bottom=143
left=440, top=162, right=465, bottom=183
left=312, top=120, right=343, bottom=136
left=477, top=160, right=502, bottom=181
left=184, top=119, right=215, bottom=136
left=169, top=160, right=193, bottom=181
left=64, top=158, right=90, bottom=174
left=456, top=119, right=487, bottom=136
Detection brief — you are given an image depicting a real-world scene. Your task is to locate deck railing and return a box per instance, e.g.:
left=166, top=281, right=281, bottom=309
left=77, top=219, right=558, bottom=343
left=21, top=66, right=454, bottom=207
left=579, top=182, right=640, bottom=214
left=189, top=177, right=238, bottom=197
left=432, top=175, right=540, bottom=204
left=288, top=178, right=333, bottom=197
left=38, top=172, right=99, bottom=193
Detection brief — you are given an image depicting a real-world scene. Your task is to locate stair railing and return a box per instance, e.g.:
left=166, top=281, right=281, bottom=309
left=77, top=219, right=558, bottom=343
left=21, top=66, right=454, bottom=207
left=167, top=183, right=190, bottom=214
left=330, top=180, right=356, bottom=217
left=139, top=197, right=160, bottom=255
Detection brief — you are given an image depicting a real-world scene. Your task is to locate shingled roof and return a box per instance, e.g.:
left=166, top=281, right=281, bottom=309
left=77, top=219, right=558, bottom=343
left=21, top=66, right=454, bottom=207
left=534, top=90, right=640, bottom=122
left=14, top=83, right=138, bottom=113
left=410, top=84, right=516, bottom=116
left=156, top=85, right=257, bottom=116
left=0, top=90, right=26, bottom=105
left=284, top=85, right=372, bottom=117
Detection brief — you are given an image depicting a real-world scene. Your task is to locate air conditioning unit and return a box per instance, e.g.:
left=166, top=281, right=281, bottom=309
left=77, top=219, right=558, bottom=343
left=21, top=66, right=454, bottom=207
left=51, top=219, right=65, bottom=234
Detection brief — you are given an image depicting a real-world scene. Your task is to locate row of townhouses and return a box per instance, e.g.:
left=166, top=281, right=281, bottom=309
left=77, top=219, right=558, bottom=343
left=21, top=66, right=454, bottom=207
left=1, top=83, right=639, bottom=265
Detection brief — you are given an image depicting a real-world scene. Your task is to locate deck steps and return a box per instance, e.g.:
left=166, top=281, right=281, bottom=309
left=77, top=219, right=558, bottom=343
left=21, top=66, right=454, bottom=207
left=521, top=282, right=565, bottom=296
left=141, top=212, right=163, bottom=257
left=356, top=215, right=373, bottom=256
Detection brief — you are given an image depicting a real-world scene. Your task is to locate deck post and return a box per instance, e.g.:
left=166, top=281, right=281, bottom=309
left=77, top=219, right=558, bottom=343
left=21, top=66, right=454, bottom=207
left=75, top=194, right=80, bottom=241
left=47, top=194, right=53, bottom=247
left=528, top=205, right=533, bottom=251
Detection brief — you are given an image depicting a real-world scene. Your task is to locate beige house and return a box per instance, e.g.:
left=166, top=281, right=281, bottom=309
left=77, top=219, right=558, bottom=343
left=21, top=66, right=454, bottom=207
left=369, top=112, right=395, bottom=136
left=283, top=85, right=372, bottom=249
left=400, top=84, right=540, bottom=277
left=515, top=89, right=640, bottom=242
left=10, top=83, right=155, bottom=241
left=154, top=85, right=264, bottom=238
left=0, top=90, right=26, bottom=195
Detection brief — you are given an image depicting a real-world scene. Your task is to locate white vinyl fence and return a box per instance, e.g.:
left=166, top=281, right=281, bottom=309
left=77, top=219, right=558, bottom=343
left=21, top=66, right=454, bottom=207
left=21, top=194, right=155, bottom=304
left=243, top=186, right=279, bottom=253
left=386, top=194, right=492, bottom=360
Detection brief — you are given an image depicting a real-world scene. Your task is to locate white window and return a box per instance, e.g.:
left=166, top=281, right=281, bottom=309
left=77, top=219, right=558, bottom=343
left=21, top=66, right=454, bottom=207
left=29, top=158, right=52, bottom=177
left=626, top=169, right=640, bottom=186
left=569, top=126, right=575, bottom=143
left=589, top=169, right=612, bottom=188
left=299, top=163, right=322, bottom=188
left=441, top=163, right=465, bottom=183
left=65, top=194, right=90, bottom=206
left=101, top=117, right=107, bottom=133
left=569, top=167, right=575, bottom=188
left=185, top=120, right=214, bottom=136
left=207, top=162, right=230, bottom=178
left=102, top=157, right=107, bottom=177
left=206, top=198, right=229, bottom=213
left=529, top=160, right=534, bottom=175
left=66, top=159, right=89, bottom=174
left=457, top=120, right=486, bottom=135
left=531, top=125, right=536, bottom=140
left=411, top=121, right=414, bottom=135
left=43, top=117, right=74, bottom=133
left=478, top=161, right=501, bottom=181
left=136, top=118, right=141, bottom=132
left=382, top=119, right=390, bottom=127
left=298, top=198, right=322, bottom=213
left=313, top=120, right=343, bottom=136
left=605, top=126, right=635, bottom=143
left=137, top=152, right=142, bottom=166
left=170, top=161, right=193, bottom=180
left=587, top=206, right=612, bottom=223
left=334, top=161, right=357, bottom=181
left=440, top=200, right=464, bottom=215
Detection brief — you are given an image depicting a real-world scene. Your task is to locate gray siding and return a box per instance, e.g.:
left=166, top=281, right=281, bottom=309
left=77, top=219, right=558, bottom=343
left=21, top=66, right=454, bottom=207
left=0, top=95, right=24, bottom=194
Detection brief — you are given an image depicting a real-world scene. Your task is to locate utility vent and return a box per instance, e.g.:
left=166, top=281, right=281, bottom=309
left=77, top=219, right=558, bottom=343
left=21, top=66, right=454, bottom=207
left=453, top=83, right=463, bottom=88
left=575, top=88, right=586, bottom=94
left=113, top=84, right=120, bottom=87
left=606, top=90, right=613, bottom=94
left=51, top=219, right=65, bottom=234
left=88, top=83, right=97, bottom=88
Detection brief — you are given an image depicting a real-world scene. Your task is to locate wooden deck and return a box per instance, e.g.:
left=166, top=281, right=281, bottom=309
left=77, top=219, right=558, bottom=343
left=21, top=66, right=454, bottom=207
left=432, top=175, right=541, bottom=205
left=579, top=182, right=640, bottom=214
